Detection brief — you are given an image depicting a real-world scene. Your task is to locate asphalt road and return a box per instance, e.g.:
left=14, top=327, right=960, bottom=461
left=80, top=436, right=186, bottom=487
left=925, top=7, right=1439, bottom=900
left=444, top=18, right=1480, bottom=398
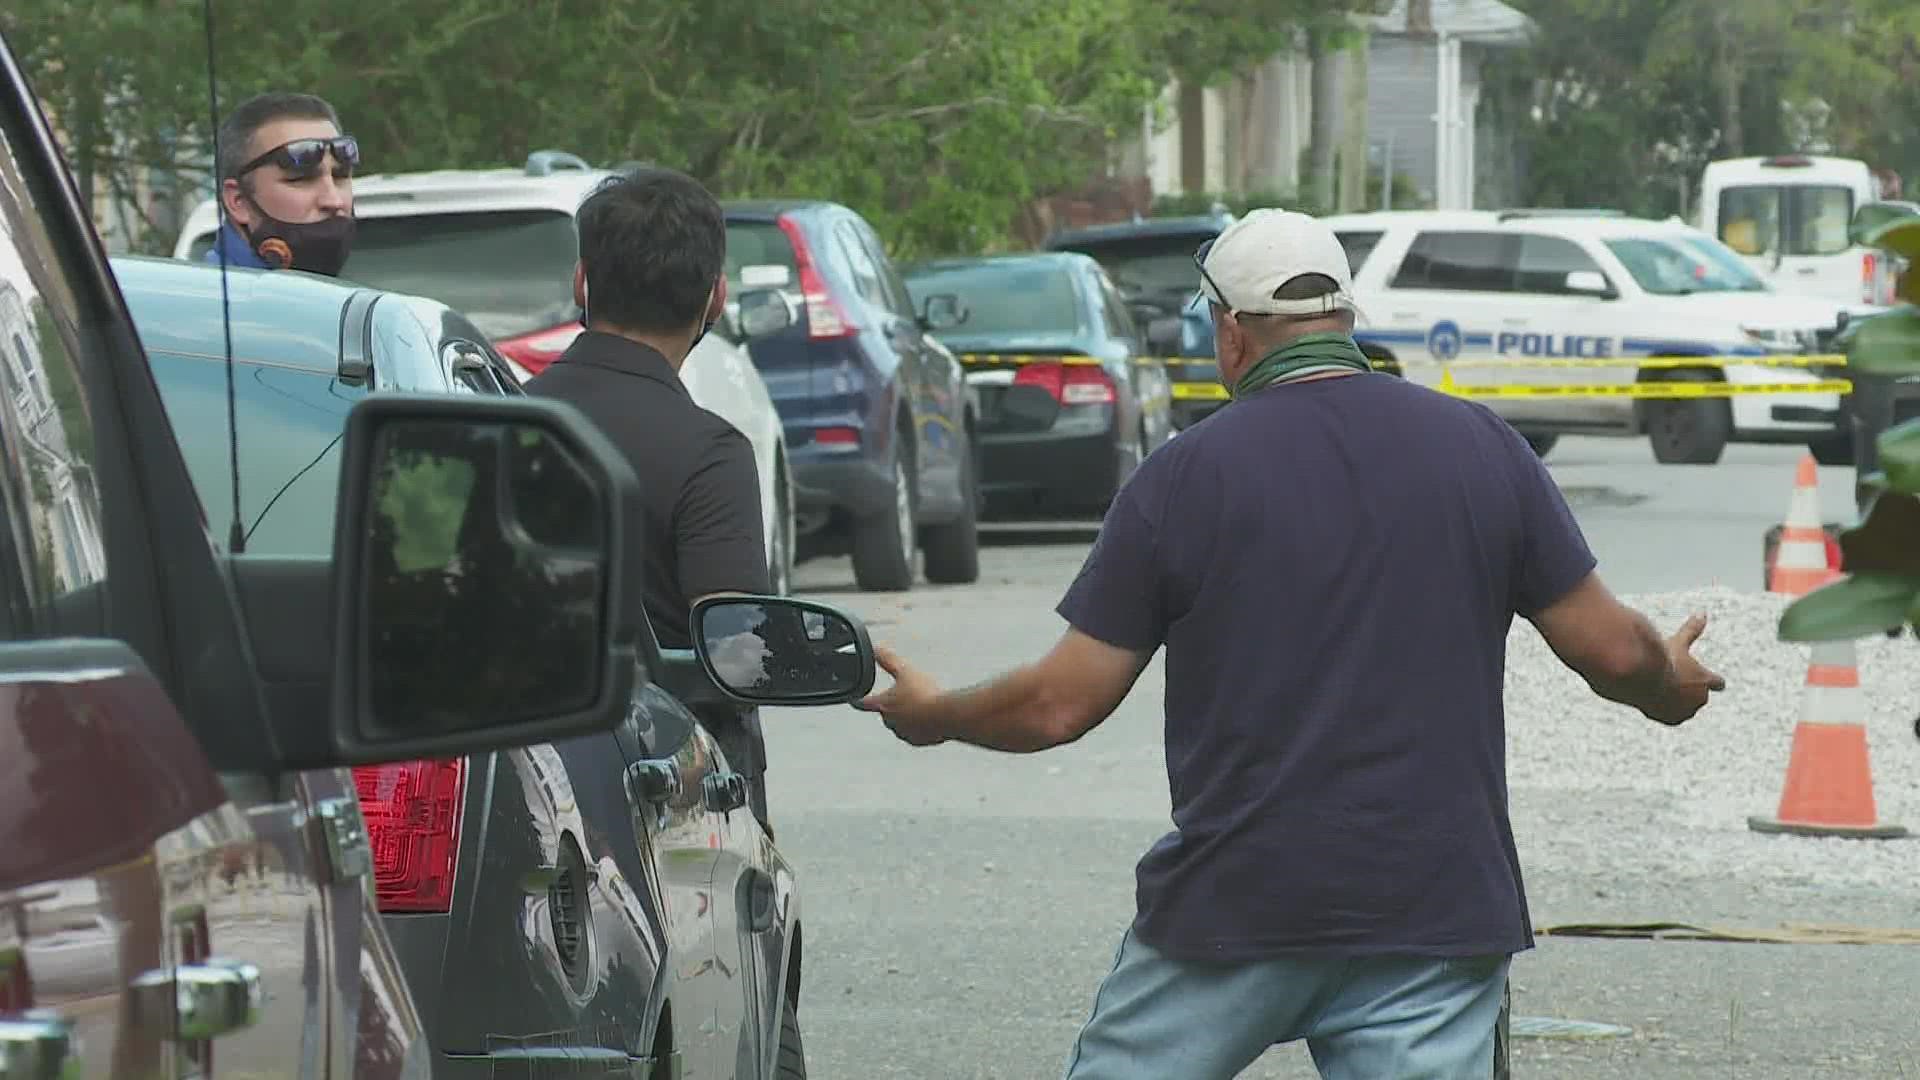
left=767, top=435, right=1919, bottom=1080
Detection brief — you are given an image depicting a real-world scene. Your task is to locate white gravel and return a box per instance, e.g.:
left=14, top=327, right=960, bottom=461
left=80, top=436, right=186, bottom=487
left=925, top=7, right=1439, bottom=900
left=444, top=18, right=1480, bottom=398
left=1505, top=586, right=1920, bottom=896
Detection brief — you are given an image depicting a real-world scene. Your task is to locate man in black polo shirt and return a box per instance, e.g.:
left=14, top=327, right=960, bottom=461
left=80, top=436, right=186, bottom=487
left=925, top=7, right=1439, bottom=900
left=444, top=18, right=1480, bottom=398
left=856, top=209, right=1726, bottom=1077
left=523, top=167, right=775, bottom=830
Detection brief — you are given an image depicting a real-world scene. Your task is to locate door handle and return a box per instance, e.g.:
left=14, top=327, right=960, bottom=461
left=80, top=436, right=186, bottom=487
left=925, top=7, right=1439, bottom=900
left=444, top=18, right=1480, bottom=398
left=0, top=1013, right=80, bottom=1080
left=129, top=960, right=263, bottom=1042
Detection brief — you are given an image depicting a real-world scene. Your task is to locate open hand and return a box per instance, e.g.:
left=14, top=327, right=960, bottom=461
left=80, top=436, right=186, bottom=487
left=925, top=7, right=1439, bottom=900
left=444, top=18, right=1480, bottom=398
left=854, top=645, right=949, bottom=746
left=1648, top=613, right=1726, bottom=726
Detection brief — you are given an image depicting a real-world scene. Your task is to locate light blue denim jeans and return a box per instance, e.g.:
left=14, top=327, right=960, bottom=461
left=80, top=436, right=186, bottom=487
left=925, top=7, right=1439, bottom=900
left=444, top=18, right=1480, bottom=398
left=1061, top=926, right=1510, bottom=1079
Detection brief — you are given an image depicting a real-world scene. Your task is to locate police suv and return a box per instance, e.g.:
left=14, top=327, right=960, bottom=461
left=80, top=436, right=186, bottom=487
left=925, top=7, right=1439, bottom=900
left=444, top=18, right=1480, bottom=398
left=1321, top=209, right=1862, bottom=464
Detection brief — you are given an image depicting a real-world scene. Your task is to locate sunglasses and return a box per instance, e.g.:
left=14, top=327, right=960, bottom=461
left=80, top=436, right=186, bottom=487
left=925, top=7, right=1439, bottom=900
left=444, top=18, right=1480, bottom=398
left=1192, top=236, right=1243, bottom=316
left=237, top=136, right=360, bottom=180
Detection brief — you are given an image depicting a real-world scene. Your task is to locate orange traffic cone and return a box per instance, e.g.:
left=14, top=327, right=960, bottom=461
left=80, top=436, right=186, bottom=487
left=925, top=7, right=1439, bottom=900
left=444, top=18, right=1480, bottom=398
left=1768, top=454, right=1841, bottom=596
left=1749, top=638, right=1909, bottom=839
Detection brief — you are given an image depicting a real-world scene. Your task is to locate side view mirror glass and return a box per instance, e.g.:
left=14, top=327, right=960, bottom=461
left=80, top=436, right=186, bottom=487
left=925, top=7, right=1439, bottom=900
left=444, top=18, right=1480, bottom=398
left=692, top=596, right=876, bottom=705
left=736, top=288, right=796, bottom=339
left=1564, top=270, right=1613, bottom=297
left=919, top=293, right=968, bottom=332
left=330, top=395, right=647, bottom=762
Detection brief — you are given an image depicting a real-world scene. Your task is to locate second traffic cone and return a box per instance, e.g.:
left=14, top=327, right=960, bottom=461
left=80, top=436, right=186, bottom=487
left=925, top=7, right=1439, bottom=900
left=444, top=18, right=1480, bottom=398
left=1769, top=453, right=1841, bottom=596
left=1749, top=639, right=1909, bottom=840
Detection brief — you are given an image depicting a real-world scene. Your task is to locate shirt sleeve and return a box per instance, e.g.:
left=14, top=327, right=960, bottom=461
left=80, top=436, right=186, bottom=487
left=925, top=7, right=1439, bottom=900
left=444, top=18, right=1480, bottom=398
left=1054, top=487, right=1166, bottom=652
left=1509, top=432, right=1597, bottom=617
left=675, top=425, right=771, bottom=600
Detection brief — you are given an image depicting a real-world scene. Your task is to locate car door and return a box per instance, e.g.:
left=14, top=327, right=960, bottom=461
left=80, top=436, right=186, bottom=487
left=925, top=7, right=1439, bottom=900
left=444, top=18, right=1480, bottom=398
left=1500, top=232, right=1629, bottom=426
left=614, top=684, right=732, bottom=1079
left=1378, top=230, right=1521, bottom=404
left=0, top=73, right=340, bottom=1079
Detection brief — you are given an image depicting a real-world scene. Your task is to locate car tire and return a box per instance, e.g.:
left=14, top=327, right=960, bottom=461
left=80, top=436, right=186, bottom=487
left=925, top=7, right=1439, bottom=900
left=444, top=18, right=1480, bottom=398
left=921, top=438, right=980, bottom=585
left=1643, top=371, right=1730, bottom=465
left=776, top=999, right=807, bottom=1078
left=1523, top=432, right=1558, bottom=458
left=852, top=451, right=916, bottom=592
left=769, top=463, right=794, bottom=597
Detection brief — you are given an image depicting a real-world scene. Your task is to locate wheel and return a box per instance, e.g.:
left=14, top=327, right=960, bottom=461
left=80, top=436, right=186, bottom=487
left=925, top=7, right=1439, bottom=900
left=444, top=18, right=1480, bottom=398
left=768, top=462, right=794, bottom=597
left=921, top=437, right=980, bottom=585
left=776, top=999, right=806, bottom=1078
left=1523, top=432, right=1558, bottom=458
left=1492, top=980, right=1511, bottom=1079
left=851, top=450, right=916, bottom=591
left=1809, top=431, right=1854, bottom=467
left=1643, top=371, right=1730, bottom=465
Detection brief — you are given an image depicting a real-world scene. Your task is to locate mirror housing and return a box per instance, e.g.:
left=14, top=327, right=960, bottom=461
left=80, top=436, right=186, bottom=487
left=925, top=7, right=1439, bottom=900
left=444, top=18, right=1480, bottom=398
left=919, top=293, right=968, bottom=332
left=1147, top=316, right=1185, bottom=354
left=690, top=595, right=876, bottom=705
left=736, top=288, right=796, bottom=339
left=1564, top=270, right=1615, bottom=298
left=327, top=394, right=649, bottom=764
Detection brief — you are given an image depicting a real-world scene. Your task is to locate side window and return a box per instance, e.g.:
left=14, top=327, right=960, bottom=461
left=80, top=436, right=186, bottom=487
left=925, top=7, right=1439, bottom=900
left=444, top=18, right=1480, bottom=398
left=1513, top=234, right=1607, bottom=295
left=441, top=340, right=511, bottom=395
left=371, top=303, right=439, bottom=392
left=1389, top=231, right=1518, bottom=292
left=1097, top=274, right=1137, bottom=344
left=0, top=207, right=109, bottom=639
left=836, top=219, right=889, bottom=310
left=855, top=219, right=916, bottom=317
left=1335, top=231, right=1385, bottom=276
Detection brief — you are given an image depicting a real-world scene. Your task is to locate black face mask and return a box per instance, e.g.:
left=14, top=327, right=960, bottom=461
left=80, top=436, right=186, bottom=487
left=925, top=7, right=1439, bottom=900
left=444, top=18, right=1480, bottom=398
left=244, top=203, right=355, bottom=276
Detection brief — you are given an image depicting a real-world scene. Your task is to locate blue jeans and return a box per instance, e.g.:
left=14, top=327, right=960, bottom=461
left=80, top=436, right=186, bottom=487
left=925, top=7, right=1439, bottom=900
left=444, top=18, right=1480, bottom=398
left=1061, top=927, right=1510, bottom=1079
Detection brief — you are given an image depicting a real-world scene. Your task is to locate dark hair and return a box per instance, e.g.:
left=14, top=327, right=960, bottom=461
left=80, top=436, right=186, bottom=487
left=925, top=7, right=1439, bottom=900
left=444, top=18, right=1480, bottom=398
left=217, top=92, right=342, bottom=185
left=575, top=167, right=726, bottom=335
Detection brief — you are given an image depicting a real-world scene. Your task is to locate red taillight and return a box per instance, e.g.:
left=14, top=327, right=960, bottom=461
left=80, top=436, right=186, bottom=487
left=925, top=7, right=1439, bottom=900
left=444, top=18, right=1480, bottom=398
left=1863, top=252, right=1881, bottom=305
left=1763, top=155, right=1813, bottom=168
left=495, top=323, right=585, bottom=376
left=1014, top=361, right=1115, bottom=406
left=813, top=426, right=859, bottom=446
left=352, top=759, right=467, bottom=914
left=775, top=216, right=858, bottom=340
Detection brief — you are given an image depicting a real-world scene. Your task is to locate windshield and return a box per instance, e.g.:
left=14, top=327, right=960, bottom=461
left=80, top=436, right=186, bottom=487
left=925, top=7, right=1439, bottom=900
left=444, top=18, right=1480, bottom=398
left=1670, top=233, right=1771, bottom=291
left=340, top=210, right=579, bottom=340
left=1716, top=184, right=1856, bottom=257
left=1603, top=237, right=1768, bottom=295
left=903, top=262, right=1085, bottom=336
left=1053, top=237, right=1208, bottom=298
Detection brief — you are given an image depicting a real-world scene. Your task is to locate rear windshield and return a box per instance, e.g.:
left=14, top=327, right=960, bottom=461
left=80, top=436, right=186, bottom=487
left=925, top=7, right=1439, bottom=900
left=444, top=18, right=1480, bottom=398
left=1051, top=236, right=1206, bottom=298
left=1716, top=185, right=1855, bottom=257
left=724, top=222, right=801, bottom=288
left=339, top=210, right=579, bottom=340
left=903, top=262, right=1085, bottom=336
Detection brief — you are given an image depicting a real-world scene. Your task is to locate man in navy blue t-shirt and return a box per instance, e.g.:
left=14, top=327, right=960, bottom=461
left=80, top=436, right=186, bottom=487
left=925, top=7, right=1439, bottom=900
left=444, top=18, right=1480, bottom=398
left=856, top=208, right=1725, bottom=1079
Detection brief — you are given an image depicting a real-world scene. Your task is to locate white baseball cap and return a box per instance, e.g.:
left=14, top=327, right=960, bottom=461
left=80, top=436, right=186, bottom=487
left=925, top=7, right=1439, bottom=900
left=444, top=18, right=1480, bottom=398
left=1196, top=208, right=1361, bottom=319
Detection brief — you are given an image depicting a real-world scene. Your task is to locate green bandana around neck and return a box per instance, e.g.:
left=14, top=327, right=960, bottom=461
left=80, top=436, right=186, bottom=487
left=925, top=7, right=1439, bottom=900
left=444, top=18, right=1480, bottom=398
left=1230, top=331, right=1374, bottom=400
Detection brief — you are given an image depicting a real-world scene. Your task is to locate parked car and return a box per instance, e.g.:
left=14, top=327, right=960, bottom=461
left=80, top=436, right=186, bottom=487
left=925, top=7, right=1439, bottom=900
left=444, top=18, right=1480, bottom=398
left=111, top=254, right=866, bottom=1079
left=721, top=200, right=980, bottom=591
left=900, top=252, right=1174, bottom=517
left=172, top=154, right=800, bottom=595
left=1316, top=208, right=1860, bottom=464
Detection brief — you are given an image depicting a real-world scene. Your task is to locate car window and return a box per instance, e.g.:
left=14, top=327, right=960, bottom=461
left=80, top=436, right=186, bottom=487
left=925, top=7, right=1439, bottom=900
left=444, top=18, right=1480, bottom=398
left=854, top=219, right=916, bottom=316
left=903, top=262, right=1085, bottom=336
left=1717, top=185, right=1855, bottom=257
left=723, top=221, right=801, bottom=289
left=146, top=349, right=361, bottom=558
left=1053, top=237, right=1207, bottom=299
left=342, top=210, right=579, bottom=341
left=835, top=219, right=888, bottom=309
left=1513, top=234, right=1606, bottom=294
left=0, top=259, right=108, bottom=640
left=1389, top=231, right=1519, bottom=292
left=1604, top=237, right=1768, bottom=296
left=1097, top=273, right=1137, bottom=344
left=1334, top=230, right=1384, bottom=276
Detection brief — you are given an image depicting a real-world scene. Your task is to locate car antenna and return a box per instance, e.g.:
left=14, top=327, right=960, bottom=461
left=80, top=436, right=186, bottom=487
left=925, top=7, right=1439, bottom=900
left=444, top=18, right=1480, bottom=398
left=201, top=0, right=246, bottom=555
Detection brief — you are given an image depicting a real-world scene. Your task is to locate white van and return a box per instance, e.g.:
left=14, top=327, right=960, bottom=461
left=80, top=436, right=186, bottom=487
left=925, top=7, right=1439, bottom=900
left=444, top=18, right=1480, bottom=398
left=1697, top=155, right=1898, bottom=311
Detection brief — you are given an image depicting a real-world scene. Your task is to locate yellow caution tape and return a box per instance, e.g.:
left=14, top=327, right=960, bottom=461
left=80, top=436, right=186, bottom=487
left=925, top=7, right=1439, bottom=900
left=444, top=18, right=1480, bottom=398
left=1418, top=353, right=1848, bottom=371
left=1168, top=377, right=1851, bottom=402
left=1171, top=383, right=1228, bottom=401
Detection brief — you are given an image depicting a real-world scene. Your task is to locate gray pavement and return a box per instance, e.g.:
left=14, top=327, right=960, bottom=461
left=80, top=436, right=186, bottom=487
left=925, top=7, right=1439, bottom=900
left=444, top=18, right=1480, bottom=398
left=768, top=436, right=1920, bottom=1079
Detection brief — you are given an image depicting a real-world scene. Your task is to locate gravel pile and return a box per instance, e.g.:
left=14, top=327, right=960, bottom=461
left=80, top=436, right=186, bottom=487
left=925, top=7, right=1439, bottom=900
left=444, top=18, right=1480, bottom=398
left=1504, top=586, right=1920, bottom=895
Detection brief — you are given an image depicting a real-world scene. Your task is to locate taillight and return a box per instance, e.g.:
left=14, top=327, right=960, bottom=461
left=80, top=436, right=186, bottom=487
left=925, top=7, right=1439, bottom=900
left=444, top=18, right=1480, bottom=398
left=1014, top=361, right=1116, bottom=405
left=1863, top=252, right=1878, bottom=304
left=813, top=426, right=860, bottom=446
left=495, top=323, right=584, bottom=376
left=353, top=759, right=467, bottom=913
left=775, top=216, right=858, bottom=340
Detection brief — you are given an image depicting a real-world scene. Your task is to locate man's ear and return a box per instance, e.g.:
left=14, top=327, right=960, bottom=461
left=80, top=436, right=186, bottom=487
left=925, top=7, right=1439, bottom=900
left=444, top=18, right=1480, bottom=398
left=572, top=262, right=588, bottom=311
left=707, top=276, right=728, bottom=323
left=220, top=178, right=253, bottom=229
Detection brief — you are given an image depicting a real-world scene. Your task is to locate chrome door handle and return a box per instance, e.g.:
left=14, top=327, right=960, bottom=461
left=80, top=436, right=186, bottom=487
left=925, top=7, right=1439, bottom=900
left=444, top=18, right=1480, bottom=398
left=0, top=1013, right=80, bottom=1080
left=130, top=960, right=263, bottom=1042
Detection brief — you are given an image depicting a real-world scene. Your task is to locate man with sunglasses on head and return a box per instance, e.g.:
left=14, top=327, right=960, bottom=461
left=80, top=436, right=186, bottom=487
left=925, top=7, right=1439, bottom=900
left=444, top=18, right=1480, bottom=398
left=204, top=92, right=357, bottom=277
left=854, top=208, right=1726, bottom=1078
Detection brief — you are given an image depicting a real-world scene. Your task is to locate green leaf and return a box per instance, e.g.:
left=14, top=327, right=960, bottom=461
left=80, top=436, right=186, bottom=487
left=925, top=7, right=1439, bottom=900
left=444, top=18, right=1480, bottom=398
left=1839, top=490, right=1920, bottom=574
left=1778, top=573, right=1920, bottom=643
left=1852, top=201, right=1920, bottom=248
left=1864, top=217, right=1920, bottom=262
left=1879, top=419, right=1920, bottom=494
left=1846, top=306, right=1920, bottom=377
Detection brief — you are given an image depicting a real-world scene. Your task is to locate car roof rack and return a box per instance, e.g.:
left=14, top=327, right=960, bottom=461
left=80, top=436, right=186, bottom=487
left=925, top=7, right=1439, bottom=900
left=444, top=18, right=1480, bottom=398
left=525, top=150, right=591, bottom=176
left=1495, top=208, right=1628, bottom=222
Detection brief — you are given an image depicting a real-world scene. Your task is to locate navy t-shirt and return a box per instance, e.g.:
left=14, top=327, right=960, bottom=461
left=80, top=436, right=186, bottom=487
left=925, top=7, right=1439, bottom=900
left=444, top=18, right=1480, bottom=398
left=1056, top=371, right=1596, bottom=962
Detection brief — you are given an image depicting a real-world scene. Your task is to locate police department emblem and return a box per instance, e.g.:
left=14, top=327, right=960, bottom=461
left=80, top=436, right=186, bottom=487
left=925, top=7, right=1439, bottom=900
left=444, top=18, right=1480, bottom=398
left=1426, top=320, right=1462, bottom=361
